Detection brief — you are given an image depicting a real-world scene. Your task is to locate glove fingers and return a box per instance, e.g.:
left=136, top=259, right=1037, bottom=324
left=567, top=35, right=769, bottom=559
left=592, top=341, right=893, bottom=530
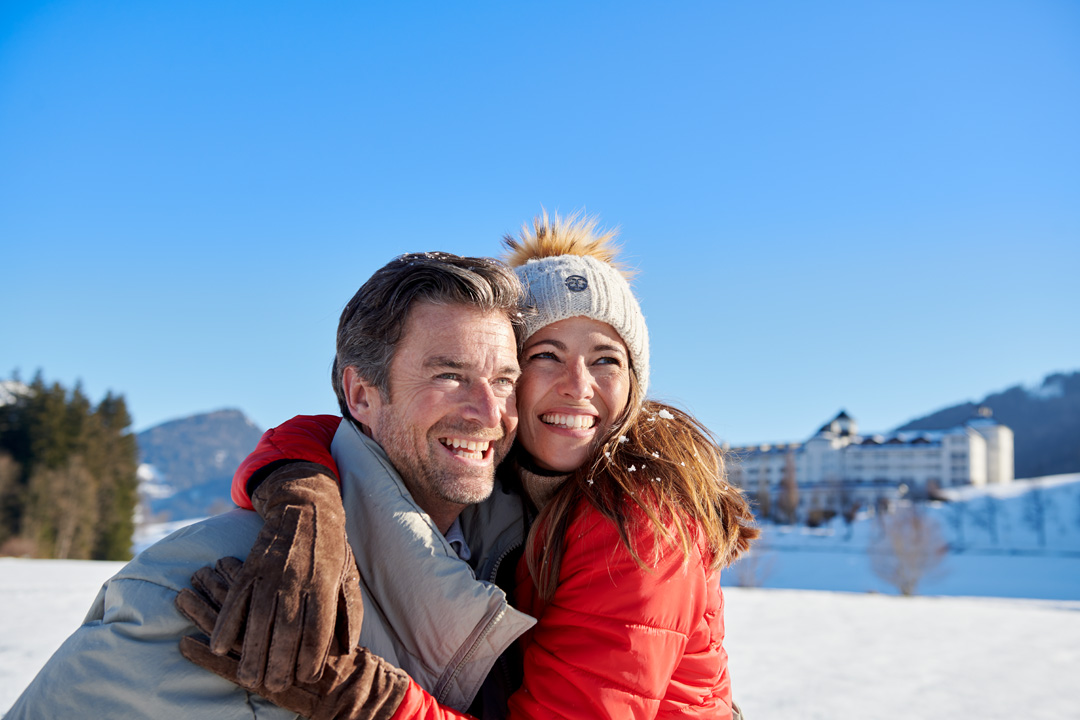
left=191, top=564, right=231, bottom=610
left=296, top=591, right=334, bottom=684
left=295, top=543, right=353, bottom=682
left=180, top=634, right=243, bottom=683
left=257, top=505, right=309, bottom=691
left=216, top=555, right=247, bottom=584
left=297, top=537, right=363, bottom=682
left=210, top=576, right=255, bottom=658
left=264, top=593, right=307, bottom=692
left=235, top=592, right=277, bottom=689
left=175, top=587, right=221, bottom=637
left=180, top=636, right=323, bottom=720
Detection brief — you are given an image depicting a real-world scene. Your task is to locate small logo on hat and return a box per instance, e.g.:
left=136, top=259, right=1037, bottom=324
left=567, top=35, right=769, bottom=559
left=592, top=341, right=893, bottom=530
left=565, top=275, right=588, bottom=292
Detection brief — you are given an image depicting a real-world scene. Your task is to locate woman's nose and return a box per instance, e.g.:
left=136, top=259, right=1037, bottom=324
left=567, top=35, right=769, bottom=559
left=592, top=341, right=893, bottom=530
left=559, top=359, right=593, bottom=400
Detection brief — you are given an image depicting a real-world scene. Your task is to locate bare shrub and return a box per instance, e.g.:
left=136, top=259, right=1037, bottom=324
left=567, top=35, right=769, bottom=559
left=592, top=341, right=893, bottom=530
left=0, top=535, right=38, bottom=558
left=777, top=449, right=799, bottom=524
left=1023, top=488, right=1047, bottom=548
left=841, top=499, right=861, bottom=540
left=755, top=472, right=772, bottom=522
left=0, top=452, right=20, bottom=548
left=0, top=451, right=18, bottom=499
left=729, top=547, right=775, bottom=588
left=25, top=456, right=99, bottom=559
left=806, top=491, right=836, bottom=528
left=869, top=503, right=947, bottom=596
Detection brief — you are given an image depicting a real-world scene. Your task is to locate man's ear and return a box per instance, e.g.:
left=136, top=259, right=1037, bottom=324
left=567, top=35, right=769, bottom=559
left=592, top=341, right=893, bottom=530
left=342, top=366, right=382, bottom=428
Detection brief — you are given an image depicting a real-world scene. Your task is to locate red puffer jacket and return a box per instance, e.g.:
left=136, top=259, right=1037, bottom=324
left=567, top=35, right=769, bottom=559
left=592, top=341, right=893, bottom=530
left=231, top=416, right=733, bottom=719
left=505, top=500, right=731, bottom=718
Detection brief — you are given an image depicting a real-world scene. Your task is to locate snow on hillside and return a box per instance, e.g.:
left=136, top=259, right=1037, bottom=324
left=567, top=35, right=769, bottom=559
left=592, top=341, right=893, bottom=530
left=729, top=474, right=1080, bottom=600
left=1028, top=375, right=1066, bottom=399
left=136, top=462, right=175, bottom=500
left=1, top=558, right=1077, bottom=719
left=131, top=516, right=208, bottom=554
left=0, top=381, right=28, bottom=407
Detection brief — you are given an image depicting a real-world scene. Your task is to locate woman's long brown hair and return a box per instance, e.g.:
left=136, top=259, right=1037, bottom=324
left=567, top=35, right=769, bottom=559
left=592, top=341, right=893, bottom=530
left=526, top=391, right=760, bottom=601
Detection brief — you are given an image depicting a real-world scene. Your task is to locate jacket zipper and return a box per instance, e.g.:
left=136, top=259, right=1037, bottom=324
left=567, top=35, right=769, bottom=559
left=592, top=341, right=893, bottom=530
left=435, top=603, right=507, bottom=704
left=487, top=540, right=522, bottom=586
left=434, top=536, right=527, bottom=704
left=488, top=540, right=523, bottom=704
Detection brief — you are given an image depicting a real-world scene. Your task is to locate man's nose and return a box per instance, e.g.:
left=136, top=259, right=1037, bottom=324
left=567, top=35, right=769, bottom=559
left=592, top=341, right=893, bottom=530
left=462, top=381, right=503, bottom=427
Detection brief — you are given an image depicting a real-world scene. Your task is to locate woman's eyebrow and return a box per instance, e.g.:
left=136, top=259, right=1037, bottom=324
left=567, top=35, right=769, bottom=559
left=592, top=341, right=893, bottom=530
left=526, top=338, right=567, bottom=351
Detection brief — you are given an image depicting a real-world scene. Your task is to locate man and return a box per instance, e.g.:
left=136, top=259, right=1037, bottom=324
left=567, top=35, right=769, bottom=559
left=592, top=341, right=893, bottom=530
left=6, top=252, right=536, bottom=719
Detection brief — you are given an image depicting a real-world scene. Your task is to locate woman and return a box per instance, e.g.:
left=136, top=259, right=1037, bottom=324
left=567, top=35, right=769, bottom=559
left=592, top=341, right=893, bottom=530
left=184, top=212, right=758, bottom=718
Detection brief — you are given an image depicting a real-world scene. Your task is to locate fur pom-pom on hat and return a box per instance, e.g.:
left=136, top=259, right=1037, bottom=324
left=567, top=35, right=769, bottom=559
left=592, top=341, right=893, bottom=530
left=504, top=211, right=634, bottom=278
left=503, top=210, right=650, bottom=395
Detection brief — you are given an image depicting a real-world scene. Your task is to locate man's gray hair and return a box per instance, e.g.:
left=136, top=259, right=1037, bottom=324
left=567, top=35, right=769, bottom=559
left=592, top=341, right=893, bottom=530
left=332, top=251, right=525, bottom=416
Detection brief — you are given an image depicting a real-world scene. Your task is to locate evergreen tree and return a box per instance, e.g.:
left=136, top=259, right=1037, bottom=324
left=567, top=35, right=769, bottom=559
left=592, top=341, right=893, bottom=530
left=92, top=393, right=138, bottom=559
left=0, top=372, right=138, bottom=560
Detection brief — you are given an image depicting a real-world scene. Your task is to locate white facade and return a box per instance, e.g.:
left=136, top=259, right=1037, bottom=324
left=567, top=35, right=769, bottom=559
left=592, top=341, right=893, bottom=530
left=729, top=410, right=1015, bottom=513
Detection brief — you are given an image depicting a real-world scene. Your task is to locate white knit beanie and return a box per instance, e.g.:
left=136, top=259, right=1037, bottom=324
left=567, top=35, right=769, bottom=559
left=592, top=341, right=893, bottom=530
left=514, top=253, right=650, bottom=396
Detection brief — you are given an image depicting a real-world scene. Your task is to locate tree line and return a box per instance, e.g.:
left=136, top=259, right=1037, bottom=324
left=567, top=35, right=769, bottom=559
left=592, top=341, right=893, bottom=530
left=0, top=373, right=138, bottom=560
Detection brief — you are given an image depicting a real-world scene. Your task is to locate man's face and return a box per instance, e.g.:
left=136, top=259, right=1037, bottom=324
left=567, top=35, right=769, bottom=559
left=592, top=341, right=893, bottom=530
left=349, top=302, right=520, bottom=525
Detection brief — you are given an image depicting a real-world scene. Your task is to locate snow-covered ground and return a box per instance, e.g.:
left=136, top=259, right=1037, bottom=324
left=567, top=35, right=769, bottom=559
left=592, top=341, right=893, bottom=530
left=0, top=559, right=126, bottom=714
left=2, top=558, right=1077, bottom=718
left=723, top=588, right=1080, bottom=719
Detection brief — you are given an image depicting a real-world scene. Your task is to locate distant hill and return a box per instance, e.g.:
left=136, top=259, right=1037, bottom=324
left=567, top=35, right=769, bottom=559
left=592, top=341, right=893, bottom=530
left=895, top=370, right=1080, bottom=479
left=136, top=409, right=264, bottom=521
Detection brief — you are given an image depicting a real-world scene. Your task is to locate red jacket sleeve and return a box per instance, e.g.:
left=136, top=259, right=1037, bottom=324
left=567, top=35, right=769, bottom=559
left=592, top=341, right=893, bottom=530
left=230, top=414, right=343, bottom=509
left=389, top=679, right=477, bottom=720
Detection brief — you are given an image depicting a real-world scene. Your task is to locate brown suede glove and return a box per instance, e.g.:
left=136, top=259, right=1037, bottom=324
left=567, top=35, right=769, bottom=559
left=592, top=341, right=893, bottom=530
left=177, top=558, right=409, bottom=720
left=207, top=462, right=363, bottom=691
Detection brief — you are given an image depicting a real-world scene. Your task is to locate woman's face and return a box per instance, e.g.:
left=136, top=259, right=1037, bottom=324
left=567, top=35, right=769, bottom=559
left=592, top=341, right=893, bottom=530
left=516, top=316, right=632, bottom=473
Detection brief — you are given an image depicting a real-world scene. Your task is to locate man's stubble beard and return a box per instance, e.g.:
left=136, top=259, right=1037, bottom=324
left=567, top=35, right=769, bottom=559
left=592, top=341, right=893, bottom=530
left=373, top=405, right=513, bottom=507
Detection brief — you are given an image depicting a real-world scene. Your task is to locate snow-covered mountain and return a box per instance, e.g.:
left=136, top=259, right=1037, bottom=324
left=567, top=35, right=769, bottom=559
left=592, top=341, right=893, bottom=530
left=135, top=409, right=264, bottom=522
left=896, top=369, right=1080, bottom=478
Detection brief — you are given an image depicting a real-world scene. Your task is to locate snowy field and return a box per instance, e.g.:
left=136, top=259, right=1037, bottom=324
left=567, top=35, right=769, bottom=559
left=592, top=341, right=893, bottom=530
left=3, top=557, right=1079, bottom=719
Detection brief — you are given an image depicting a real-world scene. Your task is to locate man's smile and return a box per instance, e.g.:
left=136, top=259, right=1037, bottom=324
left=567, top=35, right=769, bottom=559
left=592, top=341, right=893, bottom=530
left=438, top=437, right=493, bottom=461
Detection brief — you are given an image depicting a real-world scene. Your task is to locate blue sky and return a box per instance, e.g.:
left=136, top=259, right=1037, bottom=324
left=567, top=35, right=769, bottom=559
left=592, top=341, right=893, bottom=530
left=1, top=1, right=1077, bottom=447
